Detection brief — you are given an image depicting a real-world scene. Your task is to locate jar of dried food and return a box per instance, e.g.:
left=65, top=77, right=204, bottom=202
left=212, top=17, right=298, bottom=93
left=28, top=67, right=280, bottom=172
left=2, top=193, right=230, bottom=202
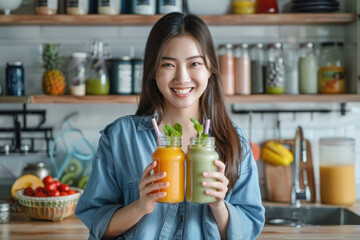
left=98, top=0, right=121, bottom=15
left=265, top=43, right=285, bottom=94
left=218, top=44, right=235, bottom=95
left=68, top=52, right=87, bottom=96
left=35, top=0, right=58, bottom=15
left=234, top=43, right=251, bottom=95
left=318, top=42, right=346, bottom=94
left=66, top=0, right=89, bottom=15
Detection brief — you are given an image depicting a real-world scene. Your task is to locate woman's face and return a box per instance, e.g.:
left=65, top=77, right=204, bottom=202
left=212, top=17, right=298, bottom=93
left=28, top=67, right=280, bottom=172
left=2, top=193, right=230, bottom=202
left=156, top=34, right=211, bottom=111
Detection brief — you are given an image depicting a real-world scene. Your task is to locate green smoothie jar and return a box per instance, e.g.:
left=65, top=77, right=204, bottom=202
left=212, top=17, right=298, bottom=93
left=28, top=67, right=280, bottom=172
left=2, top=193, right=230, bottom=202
left=186, top=137, right=219, bottom=203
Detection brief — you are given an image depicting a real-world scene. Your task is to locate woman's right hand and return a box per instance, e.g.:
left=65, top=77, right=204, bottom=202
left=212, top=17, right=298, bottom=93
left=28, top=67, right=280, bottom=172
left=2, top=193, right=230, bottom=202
left=136, top=161, right=168, bottom=215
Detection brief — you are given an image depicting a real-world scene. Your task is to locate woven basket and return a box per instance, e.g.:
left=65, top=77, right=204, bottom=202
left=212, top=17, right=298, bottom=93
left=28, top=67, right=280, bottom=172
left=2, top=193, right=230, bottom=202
left=17, top=188, right=83, bottom=222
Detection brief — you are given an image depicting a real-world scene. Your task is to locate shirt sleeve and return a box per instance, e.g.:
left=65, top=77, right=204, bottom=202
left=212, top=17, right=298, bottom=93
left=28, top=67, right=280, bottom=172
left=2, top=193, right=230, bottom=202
left=224, top=127, right=265, bottom=240
left=75, top=129, right=124, bottom=240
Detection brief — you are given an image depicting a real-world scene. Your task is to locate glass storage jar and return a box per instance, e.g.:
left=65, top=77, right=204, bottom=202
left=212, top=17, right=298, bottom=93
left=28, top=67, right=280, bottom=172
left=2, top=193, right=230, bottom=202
left=234, top=43, right=251, bottom=95
left=98, top=0, right=121, bottom=15
left=68, top=52, right=87, bottom=96
left=66, top=0, right=88, bottom=15
left=298, top=42, right=318, bottom=94
left=249, top=43, right=265, bottom=94
left=265, top=43, right=285, bottom=94
left=218, top=44, right=235, bottom=95
left=319, top=138, right=355, bottom=205
left=0, top=201, right=10, bottom=224
left=318, top=42, right=346, bottom=94
left=35, top=0, right=58, bottom=15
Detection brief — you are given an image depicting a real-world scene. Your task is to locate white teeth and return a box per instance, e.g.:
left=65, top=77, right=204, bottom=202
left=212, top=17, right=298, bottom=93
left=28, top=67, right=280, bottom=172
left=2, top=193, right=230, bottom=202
left=173, top=88, right=192, bottom=94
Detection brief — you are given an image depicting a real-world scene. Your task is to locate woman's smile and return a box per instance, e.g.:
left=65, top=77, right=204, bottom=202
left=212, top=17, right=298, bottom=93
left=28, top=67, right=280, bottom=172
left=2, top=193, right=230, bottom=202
left=171, top=87, right=194, bottom=97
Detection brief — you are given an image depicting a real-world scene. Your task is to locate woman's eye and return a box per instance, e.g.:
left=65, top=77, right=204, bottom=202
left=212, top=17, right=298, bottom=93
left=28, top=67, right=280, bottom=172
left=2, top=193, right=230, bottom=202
left=190, top=62, right=201, bottom=67
left=162, top=63, right=174, bottom=67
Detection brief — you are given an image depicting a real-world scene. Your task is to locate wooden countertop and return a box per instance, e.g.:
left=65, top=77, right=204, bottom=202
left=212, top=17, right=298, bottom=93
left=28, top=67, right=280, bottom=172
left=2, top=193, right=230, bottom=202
left=1, top=201, right=360, bottom=239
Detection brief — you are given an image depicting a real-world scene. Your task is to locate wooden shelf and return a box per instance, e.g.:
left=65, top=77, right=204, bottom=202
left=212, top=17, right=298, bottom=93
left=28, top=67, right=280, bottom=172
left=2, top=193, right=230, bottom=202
left=0, top=13, right=356, bottom=26
left=1, top=94, right=358, bottom=104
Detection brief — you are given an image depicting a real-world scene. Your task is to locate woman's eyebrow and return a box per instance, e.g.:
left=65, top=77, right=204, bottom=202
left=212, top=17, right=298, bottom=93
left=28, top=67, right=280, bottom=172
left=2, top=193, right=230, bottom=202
left=161, top=55, right=204, bottom=61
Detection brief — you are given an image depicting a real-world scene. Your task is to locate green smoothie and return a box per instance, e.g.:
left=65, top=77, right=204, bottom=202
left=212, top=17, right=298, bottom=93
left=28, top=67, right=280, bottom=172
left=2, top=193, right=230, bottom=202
left=85, top=77, right=110, bottom=95
left=186, top=137, right=219, bottom=203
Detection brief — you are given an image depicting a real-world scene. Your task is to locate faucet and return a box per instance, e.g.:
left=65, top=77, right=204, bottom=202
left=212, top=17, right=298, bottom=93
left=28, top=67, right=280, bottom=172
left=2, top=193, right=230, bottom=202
left=291, top=126, right=311, bottom=207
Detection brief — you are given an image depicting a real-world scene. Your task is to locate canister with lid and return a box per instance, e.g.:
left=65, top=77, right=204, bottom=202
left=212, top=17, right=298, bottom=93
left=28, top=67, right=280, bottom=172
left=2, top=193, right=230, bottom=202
left=250, top=43, right=265, bottom=94
left=35, top=0, right=58, bottom=15
left=133, top=0, right=156, bottom=15
left=218, top=44, right=235, bottom=95
left=98, top=0, right=121, bottom=15
left=318, top=42, right=346, bottom=93
left=132, top=58, right=143, bottom=94
left=6, top=62, right=24, bottom=96
left=111, top=57, right=133, bottom=95
left=68, top=52, right=87, bottom=96
left=265, top=43, right=285, bottom=94
left=158, top=0, right=182, bottom=14
left=298, top=42, right=317, bottom=94
left=66, top=0, right=89, bottom=15
left=319, top=138, right=355, bottom=205
left=234, top=43, right=251, bottom=95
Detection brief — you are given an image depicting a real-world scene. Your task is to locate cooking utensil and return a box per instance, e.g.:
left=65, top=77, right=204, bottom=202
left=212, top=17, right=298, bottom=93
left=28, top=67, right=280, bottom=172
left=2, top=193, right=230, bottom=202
left=249, top=111, right=260, bottom=161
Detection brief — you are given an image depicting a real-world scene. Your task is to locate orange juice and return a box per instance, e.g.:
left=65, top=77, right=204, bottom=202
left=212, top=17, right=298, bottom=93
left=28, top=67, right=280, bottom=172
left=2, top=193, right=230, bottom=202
left=320, top=164, right=355, bottom=205
left=153, top=136, right=185, bottom=203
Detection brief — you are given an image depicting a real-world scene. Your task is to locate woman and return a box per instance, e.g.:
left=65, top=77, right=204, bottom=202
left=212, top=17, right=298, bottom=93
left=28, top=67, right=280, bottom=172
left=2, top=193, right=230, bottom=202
left=76, top=12, right=264, bottom=240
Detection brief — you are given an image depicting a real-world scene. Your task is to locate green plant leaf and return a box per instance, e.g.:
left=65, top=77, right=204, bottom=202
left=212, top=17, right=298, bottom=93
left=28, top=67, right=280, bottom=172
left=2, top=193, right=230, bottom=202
left=190, top=117, right=203, bottom=138
left=163, top=124, right=172, bottom=136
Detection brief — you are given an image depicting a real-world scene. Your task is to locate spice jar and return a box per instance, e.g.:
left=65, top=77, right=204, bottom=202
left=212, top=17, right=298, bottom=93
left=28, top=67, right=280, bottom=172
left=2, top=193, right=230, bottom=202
left=98, top=0, right=121, bottom=15
left=299, top=42, right=318, bottom=94
left=265, top=43, right=285, bottom=94
left=319, top=138, right=355, bottom=205
left=234, top=43, right=251, bottom=95
left=66, top=0, right=88, bottom=15
left=318, top=42, right=346, bottom=94
left=35, top=0, right=58, bottom=15
left=250, top=43, right=265, bottom=94
left=68, top=52, right=87, bottom=96
left=218, top=44, right=235, bottom=95
left=0, top=201, right=10, bottom=224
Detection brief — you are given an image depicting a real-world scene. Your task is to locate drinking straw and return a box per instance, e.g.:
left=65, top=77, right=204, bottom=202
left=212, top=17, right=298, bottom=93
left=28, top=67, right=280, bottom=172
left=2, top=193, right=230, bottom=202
left=204, top=119, right=211, bottom=135
left=151, top=118, right=163, bottom=145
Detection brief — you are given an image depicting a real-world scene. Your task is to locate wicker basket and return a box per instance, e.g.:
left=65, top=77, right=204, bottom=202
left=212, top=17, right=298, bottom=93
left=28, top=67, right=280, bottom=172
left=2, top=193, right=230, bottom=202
left=17, top=188, right=83, bottom=222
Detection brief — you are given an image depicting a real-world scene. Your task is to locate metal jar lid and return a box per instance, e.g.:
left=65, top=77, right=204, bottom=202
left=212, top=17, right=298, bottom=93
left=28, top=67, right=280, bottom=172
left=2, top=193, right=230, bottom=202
left=6, top=62, right=23, bottom=67
left=300, top=42, right=315, bottom=49
left=267, top=43, right=282, bottom=49
left=0, top=201, right=10, bottom=211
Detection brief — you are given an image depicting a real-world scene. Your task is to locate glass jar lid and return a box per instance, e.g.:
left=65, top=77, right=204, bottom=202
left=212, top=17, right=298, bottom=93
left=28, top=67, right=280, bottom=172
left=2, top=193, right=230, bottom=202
left=267, top=43, right=282, bottom=49
left=300, top=42, right=315, bottom=48
left=250, top=43, right=264, bottom=49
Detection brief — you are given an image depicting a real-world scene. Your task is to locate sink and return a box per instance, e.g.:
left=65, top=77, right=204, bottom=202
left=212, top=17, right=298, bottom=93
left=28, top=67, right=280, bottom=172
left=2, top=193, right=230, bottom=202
left=265, top=206, right=360, bottom=226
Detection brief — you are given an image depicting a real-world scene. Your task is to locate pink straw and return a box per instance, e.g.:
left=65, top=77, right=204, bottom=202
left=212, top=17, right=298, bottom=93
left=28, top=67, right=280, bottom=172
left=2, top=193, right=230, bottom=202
left=151, top=118, right=163, bottom=145
left=204, top=119, right=210, bottom=135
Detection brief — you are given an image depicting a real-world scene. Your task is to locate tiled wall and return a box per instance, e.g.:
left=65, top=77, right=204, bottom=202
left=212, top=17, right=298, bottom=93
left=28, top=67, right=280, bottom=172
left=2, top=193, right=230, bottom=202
left=0, top=0, right=359, bottom=201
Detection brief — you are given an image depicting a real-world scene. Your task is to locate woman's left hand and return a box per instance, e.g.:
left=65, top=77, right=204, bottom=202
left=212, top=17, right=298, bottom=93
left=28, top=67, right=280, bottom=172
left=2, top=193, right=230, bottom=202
left=202, top=160, right=229, bottom=208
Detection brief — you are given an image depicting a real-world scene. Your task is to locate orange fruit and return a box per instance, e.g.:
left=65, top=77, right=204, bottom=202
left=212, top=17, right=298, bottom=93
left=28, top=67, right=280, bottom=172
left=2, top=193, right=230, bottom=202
left=11, top=174, right=44, bottom=198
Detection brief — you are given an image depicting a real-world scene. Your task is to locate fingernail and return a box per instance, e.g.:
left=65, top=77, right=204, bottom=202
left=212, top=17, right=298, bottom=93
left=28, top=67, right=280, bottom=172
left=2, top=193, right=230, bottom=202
left=202, top=181, right=207, bottom=186
left=203, top=172, right=208, bottom=177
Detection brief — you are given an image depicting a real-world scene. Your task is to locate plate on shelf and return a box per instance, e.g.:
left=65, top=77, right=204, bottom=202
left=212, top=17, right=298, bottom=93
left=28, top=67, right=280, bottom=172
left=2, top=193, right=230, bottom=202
left=292, top=0, right=337, bottom=3
left=293, top=2, right=339, bottom=8
left=292, top=5, right=339, bottom=13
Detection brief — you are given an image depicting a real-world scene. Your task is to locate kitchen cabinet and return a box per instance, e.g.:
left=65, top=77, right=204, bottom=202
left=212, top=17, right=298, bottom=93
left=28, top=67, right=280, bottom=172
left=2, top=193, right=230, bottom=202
left=0, top=13, right=358, bottom=104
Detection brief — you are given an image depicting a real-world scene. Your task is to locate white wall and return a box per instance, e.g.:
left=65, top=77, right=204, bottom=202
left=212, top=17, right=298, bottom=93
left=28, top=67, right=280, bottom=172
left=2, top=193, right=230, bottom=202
left=0, top=0, right=359, bottom=202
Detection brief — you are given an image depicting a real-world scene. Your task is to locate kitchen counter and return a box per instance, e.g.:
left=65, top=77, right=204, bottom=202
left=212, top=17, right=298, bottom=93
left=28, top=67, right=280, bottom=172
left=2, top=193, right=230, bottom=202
left=1, top=201, right=360, bottom=240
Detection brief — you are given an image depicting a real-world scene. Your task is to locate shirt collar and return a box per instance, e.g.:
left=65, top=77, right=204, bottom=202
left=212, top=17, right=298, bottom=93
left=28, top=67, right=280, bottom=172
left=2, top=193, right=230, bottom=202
left=137, top=112, right=158, bottom=131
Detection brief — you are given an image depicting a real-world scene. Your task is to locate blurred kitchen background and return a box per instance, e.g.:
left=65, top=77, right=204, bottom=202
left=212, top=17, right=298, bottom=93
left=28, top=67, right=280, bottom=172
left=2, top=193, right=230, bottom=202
left=0, top=0, right=359, bottom=203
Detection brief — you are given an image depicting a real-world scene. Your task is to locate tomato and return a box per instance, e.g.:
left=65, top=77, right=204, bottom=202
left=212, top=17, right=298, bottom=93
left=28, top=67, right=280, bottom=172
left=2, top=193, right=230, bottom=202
left=59, top=184, right=70, bottom=192
left=44, top=182, right=57, bottom=193
left=53, top=180, right=61, bottom=188
left=48, top=190, right=60, bottom=197
left=25, top=187, right=34, bottom=196
left=35, top=187, right=44, bottom=193
left=34, top=192, right=47, bottom=197
left=43, top=176, right=53, bottom=185
left=60, top=191, right=68, bottom=196
left=67, top=189, right=77, bottom=195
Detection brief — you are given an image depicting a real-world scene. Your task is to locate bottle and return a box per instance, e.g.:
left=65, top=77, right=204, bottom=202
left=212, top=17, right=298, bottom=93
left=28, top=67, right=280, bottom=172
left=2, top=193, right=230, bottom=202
left=133, top=0, right=156, bottom=15
left=284, top=46, right=299, bottom=94
left=66, top=0, right=89, bottom=15
left=153, top=135, right=185, bottom=203
left=98, top=0, right=121, bottom=15
left=298, top=42, right=318, bottom=94
left=68, top=52, right=87, bottom=96
left=256, top=0, right=279, bottom=13
left=186, top=137, right=219, bottom=203
left=318, top=42, right=346, bottom=94
left=35, top=0, right=58, bottom=15
left=319, top=138, right=355, bottom=205
left=250, top=43, right=265, bottom=94
left=234, top=43, right=251, bottom=95
left=5, top=62, right=24, bottom=96
left=218, top=44, right=235, bottom=95
left=85, top=39, right=110, bottom=95
left=158, top=0, right=182, bottom=14
left=265, top=43, right=285, bottom=94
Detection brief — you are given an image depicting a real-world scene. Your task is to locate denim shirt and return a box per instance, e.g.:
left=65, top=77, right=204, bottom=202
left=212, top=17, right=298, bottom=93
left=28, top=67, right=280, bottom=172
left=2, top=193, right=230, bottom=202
left=75, top=115, right=265, bottom=240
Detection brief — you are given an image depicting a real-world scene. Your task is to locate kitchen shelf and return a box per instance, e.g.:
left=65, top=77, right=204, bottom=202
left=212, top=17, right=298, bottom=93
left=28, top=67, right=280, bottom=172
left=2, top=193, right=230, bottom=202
left=0, top=13, right=356, bottom=26
left=1, top=94, right=359, bottom=104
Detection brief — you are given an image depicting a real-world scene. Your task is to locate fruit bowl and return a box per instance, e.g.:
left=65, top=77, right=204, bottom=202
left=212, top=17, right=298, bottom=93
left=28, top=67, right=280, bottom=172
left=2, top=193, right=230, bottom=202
left=0, top=0, right=23, bottom=15
left=17, top=187, right=82, bottom=222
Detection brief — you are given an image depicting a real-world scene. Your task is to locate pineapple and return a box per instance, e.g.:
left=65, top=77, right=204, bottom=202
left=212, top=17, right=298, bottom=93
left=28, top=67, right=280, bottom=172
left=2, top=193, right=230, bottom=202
left=42, top=43, right=66, bottom=95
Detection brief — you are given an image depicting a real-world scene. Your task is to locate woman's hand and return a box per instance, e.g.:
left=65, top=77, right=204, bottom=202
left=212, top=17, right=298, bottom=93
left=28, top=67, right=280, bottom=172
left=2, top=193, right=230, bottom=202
left=136, top=161, right=169, bottom=215
left=202, top=160, right=229, bottom=208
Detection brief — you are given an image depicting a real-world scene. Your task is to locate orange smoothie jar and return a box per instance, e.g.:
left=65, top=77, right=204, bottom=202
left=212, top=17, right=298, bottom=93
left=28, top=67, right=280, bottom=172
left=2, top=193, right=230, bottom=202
left=153, top=136, right=185, bottom=203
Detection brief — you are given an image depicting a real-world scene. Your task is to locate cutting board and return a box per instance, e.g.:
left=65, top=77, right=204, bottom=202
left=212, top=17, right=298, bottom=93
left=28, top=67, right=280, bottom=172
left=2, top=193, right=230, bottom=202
left=264, top=139, right=316, bottom=203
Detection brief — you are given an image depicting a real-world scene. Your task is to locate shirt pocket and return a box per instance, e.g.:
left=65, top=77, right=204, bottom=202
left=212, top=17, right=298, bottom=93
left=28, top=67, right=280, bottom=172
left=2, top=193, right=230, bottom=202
left=122, top=181, right=140, bottom=238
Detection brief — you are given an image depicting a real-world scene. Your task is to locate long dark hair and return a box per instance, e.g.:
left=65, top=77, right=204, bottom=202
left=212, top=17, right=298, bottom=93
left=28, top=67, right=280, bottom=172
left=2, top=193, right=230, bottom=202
left=135, top=12, right=241, bottom=189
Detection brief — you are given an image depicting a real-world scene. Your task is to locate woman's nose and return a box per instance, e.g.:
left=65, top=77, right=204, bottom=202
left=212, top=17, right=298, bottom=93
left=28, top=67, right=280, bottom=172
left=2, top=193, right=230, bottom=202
left=174, top=66, right=191, bottom=83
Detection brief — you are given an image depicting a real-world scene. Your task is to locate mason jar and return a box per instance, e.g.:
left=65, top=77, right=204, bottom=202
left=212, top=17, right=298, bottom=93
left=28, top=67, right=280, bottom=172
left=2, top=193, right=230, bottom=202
left=265, top=43, right=285, bottom=94
left=299, top=42, right=318, bottom=94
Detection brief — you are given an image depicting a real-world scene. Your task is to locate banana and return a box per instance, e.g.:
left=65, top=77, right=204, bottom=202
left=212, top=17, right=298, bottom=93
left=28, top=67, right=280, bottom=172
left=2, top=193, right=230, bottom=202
left=261, top=141, right=294, bottom=166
